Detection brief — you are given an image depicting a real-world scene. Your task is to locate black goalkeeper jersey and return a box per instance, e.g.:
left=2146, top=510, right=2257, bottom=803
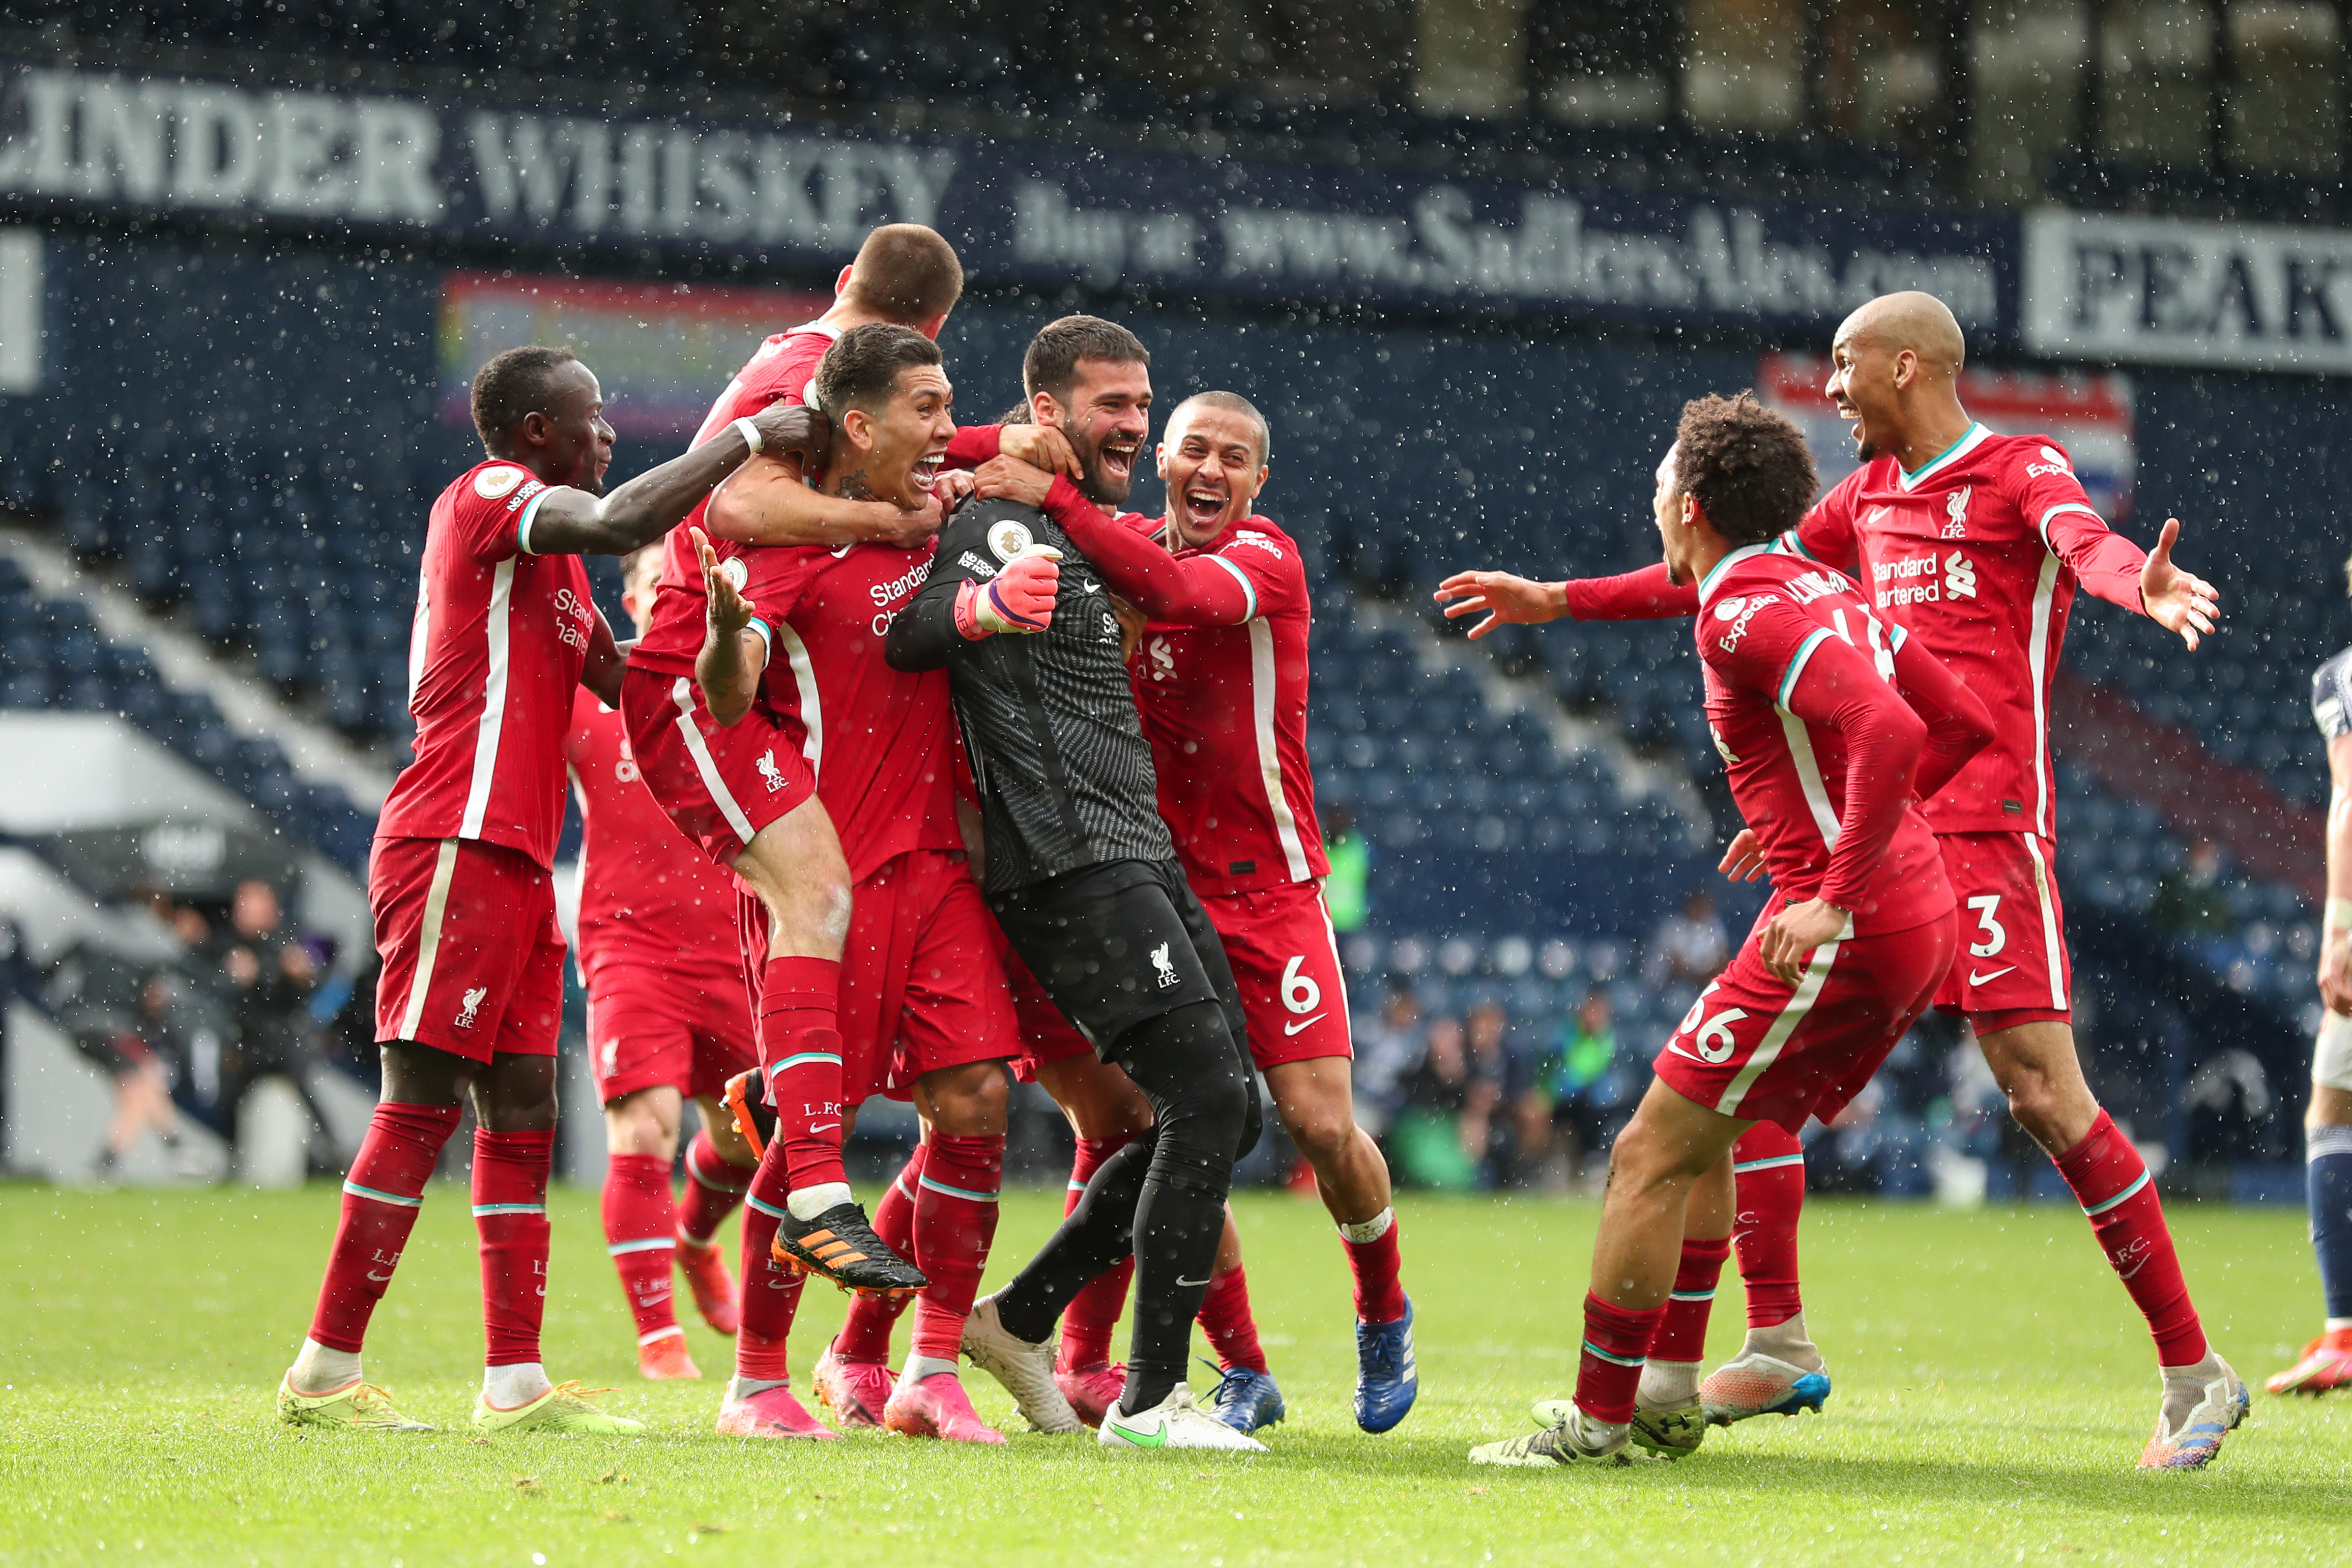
left=887, top=496, right=1174, bottom=895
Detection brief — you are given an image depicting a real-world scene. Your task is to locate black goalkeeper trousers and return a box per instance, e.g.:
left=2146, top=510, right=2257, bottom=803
left=994, top=998, right=1262, bottom=1395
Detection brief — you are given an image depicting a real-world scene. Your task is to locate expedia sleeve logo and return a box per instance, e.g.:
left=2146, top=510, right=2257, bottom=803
left=474, top=464, right=527, bottom=499
left=986, top=519, right=1034, bottom=562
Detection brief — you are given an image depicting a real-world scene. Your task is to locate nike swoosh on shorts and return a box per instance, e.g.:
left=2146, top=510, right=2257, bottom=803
left=1968, top=965, right=2017, bottom=985
left=1282, top=1014, right=1326, bottom=1035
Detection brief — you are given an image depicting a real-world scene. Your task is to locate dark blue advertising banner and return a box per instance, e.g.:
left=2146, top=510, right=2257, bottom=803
left=0, top=60, right=2018, bottom=339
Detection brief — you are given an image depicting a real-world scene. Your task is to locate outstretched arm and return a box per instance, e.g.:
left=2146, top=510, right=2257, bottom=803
left=1435, top=563, right=1699, bottom=632
left=524, top=403, right=827, bottom=557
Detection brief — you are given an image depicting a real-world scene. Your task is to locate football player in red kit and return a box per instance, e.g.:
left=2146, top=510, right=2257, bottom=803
left=564, top=544, right=761, bottom=1381
left=691, top=325, right=1037, bottom=1443
left=1438, top=292, right=2246, bottom=1471
left=621, top=224, right=1079, bottom=1295
left=276, top=347, right=820, bottom=1434
left=1461, top=394, right=1993, bottom=1467
left=975, top=392, right=1416, bottom=1435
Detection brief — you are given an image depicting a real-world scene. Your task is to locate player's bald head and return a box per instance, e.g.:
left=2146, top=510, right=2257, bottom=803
left=1835, top=292, right=1965, bottom=381
left=1168, top=391, right=1271, bottom=467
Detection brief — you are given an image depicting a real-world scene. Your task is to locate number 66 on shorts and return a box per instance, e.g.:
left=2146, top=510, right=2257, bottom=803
left=1650, top=906, right=1957, bottom=1136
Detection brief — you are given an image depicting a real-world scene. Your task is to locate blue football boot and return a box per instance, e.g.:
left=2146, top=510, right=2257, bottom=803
left=1203, top=1362, right=1287, bottom=1434
left=1354, top=1296, right=1419, bottom=1433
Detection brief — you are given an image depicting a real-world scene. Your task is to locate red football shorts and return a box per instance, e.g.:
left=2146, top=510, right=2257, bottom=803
left=1931, top=831, right=2072, bottom=1029
left=1651, top=907, right=1956, bottom=1135
left=370, top=836, right=564, bottom=1063
left=1199, top=881, right=1352, bottom=1069
left=584, top=957, right=755, bottom=1105
left=1008, top=946, right=1096, bottom=1082
left=619, top=663, right=815, bottom=869
left=738, top=849, right=1018, bottom=1105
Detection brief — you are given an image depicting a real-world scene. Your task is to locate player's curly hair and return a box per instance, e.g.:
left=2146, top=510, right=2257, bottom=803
left=471, top=345, right=581, bottom=451
left=1672, top=392, right=1818, bottom=546
left=1023, top=315, right=1149, bottom=403
left=811, top=324, right=943, bottom=418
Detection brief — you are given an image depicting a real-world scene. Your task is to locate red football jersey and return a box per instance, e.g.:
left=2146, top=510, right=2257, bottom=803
left=737, top=540, right=965, bottom=883
left=1787, top=424, right=2145, bottom=839
left=561, top=688, right=741, bottom=978
left=630, top=324, right=841, bottom=680
left=375, top=459, right=598, bottom=869
left=1128, top=514, right=1328, bottom=896
left=1697, top=545, right=1952, bottom=936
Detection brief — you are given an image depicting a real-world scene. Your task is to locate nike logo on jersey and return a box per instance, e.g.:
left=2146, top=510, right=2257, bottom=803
left=1967, top=966, right=2017, bottom=986
left=1282, top=1015, right=1326, bottom=1035
left=366, top=1270, right=394, bottom=1282
left=808, top=1122, right=841, bottom=1135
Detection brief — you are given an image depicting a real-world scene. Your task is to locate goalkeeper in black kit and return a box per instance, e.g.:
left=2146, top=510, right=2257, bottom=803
left=885, top=315, right=1266, bottom=1453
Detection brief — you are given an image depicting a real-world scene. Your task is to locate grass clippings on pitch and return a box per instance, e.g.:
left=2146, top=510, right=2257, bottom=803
left=1, top=1182, right=2346, bottom=1567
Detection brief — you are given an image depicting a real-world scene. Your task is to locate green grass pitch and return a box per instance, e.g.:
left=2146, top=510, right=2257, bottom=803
left=3, top=1182, right=2348, bottom=1566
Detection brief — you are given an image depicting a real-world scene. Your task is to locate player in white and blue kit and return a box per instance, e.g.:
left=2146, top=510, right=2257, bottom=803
left=2269, top=644, right=2352, bottom=1395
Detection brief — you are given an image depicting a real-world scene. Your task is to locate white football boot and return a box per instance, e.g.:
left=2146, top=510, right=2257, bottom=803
left=1097, top=1383, right=1267, bottom=1453
left=960, top=1293, right=1083, bottom=1434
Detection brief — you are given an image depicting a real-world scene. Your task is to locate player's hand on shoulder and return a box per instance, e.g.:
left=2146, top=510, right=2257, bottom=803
left=2139, top=516, right=2220, bottom=651
left=748, top=402, right=829, bottom=468
left=971, top=454, right=1058, bottom=509
left=934, top=468, right=978, bottom=511
left=996, top=422, right=1083, bottom=479
left=1433, top=570, right=1567, bottom=638
left=694, top=527, right=754, bottom=636
left=866, top=493, right=947, bottom=548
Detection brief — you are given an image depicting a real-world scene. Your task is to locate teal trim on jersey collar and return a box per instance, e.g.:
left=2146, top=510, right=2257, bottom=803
left=1898, top=422, right=1985, bottom=490
left=1697, top=542, right=1774, bottom=607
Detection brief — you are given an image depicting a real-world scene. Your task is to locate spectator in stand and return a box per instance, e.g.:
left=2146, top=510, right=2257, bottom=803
left=80, top=971, right=205, bottom=1183
left=1644, top=887, right=1731, bottom=992
left=216, top=880, right=335, bottom=1156
left=1466, top=1000, right=1522, bottom=1181
left=1322, top=804, right=1371, bottom=935
left=1518, top=986, right=1627, bottom=1187
left=1354, top=985, right=1424, bottom=1126
left=1388, top=1013, right=1481, bottom=1189
left=2150, top=839, right=2236, bottom=938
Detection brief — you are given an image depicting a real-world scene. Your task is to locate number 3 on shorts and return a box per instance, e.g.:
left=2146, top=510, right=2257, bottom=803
left=1966, top=894, right=2005, bottom=960
left=1281, top=955, right=1321, bottom=1015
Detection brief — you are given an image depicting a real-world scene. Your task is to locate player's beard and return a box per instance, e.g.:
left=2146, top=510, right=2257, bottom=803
left=1066, top=422, right=1133, bottom=507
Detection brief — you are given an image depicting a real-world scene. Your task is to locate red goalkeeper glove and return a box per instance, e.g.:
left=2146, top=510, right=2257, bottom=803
left=953, top=546, right=1062, bottom=638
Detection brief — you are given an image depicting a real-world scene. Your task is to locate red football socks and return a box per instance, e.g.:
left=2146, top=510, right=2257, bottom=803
left=736, top=1141, right=806, bottom=1383
left=1730, top=1122, right=1807, bottom=1328
left=759, top=956, right=848, bottom=1195
left=306, top=1101, right=460, bottom=1353
left=1341, top=1209, right=1408, bottom=1325
left=910, top=1134, right=1005, bottom=1362
left=2054, top=1110, right=2208, bottom=1366
left=1057, top=1135, right=1136, bottom=1372
left=1576, top=1292, right=1666, bottom=1425
left=1651, top=1235, right=1732, bottom=1363
left=677, top=1130, right=750, bottom=1247
left=473, top=1129, right=555, bottom=1367
left=833, top=1146, right=924, bottom=1364
left=1196, top=1264, right=1268, bottom=1374
left=602, top=1152, right=680, bottom=1345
